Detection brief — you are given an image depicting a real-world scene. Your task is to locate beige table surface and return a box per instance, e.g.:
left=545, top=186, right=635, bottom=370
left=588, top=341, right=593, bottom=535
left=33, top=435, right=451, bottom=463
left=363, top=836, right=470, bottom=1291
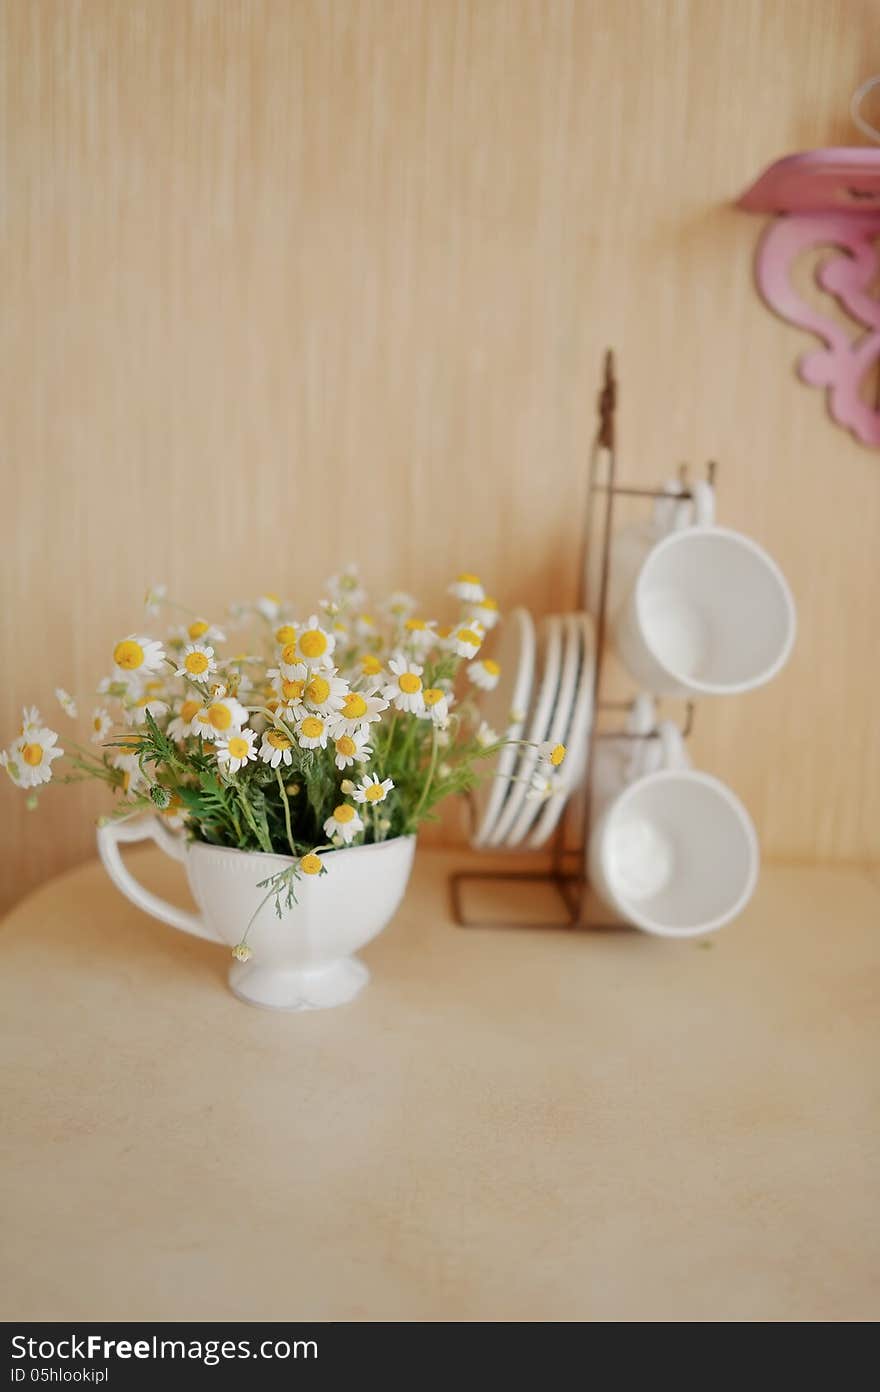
left=1, top=846, right=878, bottom=1323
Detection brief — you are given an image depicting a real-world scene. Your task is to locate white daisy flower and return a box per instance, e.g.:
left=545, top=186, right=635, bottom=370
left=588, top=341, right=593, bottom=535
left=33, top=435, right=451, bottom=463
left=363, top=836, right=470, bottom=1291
left=470, top=596, right=500, bottom=631
left=295, top=714, right=331, bottom=750
left=270, top=663, right=309, bottom=720
left=354, top=613, right=379, bottom=639
left=292, top=615, right=336, bottom=669
left=325, top=565, right=367, bottom=609
left=467, top=657, right=501, bottom=691
left=8, top=728, right=63, bottom=788
left=331, top=689, right=389, bottom=736
left=143, top=582, right=167, bottom=618
left=355, top=655, right=385, bottom=687
left=383, top=591, right=418, bottom=620
left=333, top=727, right=373, bottom=770
left=449, top=572, right=485, bottom=604
left=451, top=625, right=483, bottom=659
left=256, top=594, right=282, bottom=622
left=419, top=687, right=453, bottom=725
left=113, top=746, right=148, bottom=795
left=175, top=643, right=217, bottom=684
left=259, top=727, right=295, bottom=768
left=382, top=655, right=425, bottom=715
left=527, top=769, right=567, bottom=803
left=192, top=696, right=249, bottom=740
left=112, top=634, right=166, bottom=682
left=402, top=618, right=437, bottom=653
left=215, top=728, right=258, bottom=774
left=323, top=802, right=365, bottom=845
left=353, top=773, right=394, bottom=805
left=172, top=618, right=226, bottom=646
left=302, top=669, right=349, bottom=717
left=90, top=707, right=113, bottom=744
left=20, top=705, right=43, bottom=734
left=476, top=721, right=499, bottom=748
left=124, top=695, right=170, bottom=727
left=539, top=741, right=567, bottom=770
left=273, top=622, right=299, bottom=648
left=166, top=697, right=203, bottom=742
left=55, top=688, right=78, bottom=718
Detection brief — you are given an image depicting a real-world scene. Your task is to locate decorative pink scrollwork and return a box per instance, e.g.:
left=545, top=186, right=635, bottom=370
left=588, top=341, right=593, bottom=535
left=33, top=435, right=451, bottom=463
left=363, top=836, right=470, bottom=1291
left=755, top=213, right=880, bottom=447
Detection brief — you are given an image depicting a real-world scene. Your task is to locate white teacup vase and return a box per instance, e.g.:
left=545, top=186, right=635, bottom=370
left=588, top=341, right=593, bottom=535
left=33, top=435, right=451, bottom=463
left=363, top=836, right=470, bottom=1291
left=97, top=815, right=417, bottom=1011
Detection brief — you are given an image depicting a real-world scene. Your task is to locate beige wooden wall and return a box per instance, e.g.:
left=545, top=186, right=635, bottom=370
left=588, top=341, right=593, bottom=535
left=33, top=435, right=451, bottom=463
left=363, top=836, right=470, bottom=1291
left=2, top=0, right=879, bottom=914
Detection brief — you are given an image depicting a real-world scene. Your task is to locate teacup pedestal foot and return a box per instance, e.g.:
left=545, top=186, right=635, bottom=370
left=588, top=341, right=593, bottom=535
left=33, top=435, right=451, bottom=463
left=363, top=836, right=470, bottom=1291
left=228, top=957, right=369, bottom=1011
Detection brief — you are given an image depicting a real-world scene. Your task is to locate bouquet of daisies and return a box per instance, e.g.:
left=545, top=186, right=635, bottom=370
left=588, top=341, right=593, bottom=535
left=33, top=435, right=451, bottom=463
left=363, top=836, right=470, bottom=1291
left=2, top=569, right=567, bottom=881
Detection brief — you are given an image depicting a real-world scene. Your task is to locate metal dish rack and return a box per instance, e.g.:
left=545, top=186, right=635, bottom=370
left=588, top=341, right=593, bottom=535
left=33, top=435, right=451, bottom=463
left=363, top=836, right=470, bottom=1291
left=450, top=350, right=715, bottom=930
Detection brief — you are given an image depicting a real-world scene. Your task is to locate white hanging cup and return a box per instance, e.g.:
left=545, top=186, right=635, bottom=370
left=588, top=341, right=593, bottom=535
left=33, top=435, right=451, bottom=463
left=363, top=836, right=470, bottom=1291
left=613, top=482, right=795, bottom=697
left=588, top=720, right=759, bottom=937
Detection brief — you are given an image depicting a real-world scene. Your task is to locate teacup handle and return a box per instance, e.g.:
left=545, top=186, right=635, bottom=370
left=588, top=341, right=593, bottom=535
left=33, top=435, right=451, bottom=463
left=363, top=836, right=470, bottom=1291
left=96, top=815, right=220, bottom=943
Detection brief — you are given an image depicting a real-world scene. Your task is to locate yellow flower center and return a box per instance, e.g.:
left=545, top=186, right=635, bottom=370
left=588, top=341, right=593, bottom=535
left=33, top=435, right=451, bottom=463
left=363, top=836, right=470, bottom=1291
left=483, top=659, right=501, bottom=676
left=185, top=651, right=210, bottom=675
left=122, top=771, right=131, bottom=792
left=145, top=679, right=164, bottom=695
left=423, top=688, right=444, bottom=707
left=333, top=804, right=356, bottom=824
left=458, top=573, right=480, bottom=584
left=264, top=593, right=280, bottom=604
left=300, top=853, right=322, bottom=875
left=336, top=735, right=356, bottom=757
left=180, top=699, right=201, bottom=723
left=435, top=625, right=452, bottom=639
left=457, top=629, right=480, bottom=647
left=114, top=639, right=144, bottom=671
left=398, top=672, right=422, bottom=695
left=299, top=629, right=328, bottom=659
left=481, top=597, right=499, bottom=611
left=275, top=625, right=297, bottom=645
left=281, top=679, right=304, bottom=702
left=405, top=618, right=428, bottom=631
left=281, top=643, right=299, bottom=666
left=266, top=730, right=292, bottom=750
left=360, top=654, right=382, bottom=676
left=227, top=736, right=249, bottom=759
left=208, top=703, right=233, bottom=731
left=550, top=743, right=566, bottom=767
left=188, top=620, right=209, bottom=640
left=301, top=716, right=324, bottom=739
left=305, top=675, right=331, bottom=705
left=364, top=782, right=386, bottom=802
left=22, top=743, right=43, bottom=767
left=265, top=698, right=280, bottom=713
left=342, top=693, right=368, bottom=719
left=93, top=716, right=103, bottom=731
left=359, top=614, right=375, bottom=628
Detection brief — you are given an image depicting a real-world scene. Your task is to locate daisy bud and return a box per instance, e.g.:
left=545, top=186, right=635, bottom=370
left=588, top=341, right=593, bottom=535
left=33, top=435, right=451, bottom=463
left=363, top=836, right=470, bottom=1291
left=150, top=785, right=171, bottom=809
left=231, top=943, right=252, bottom=962
left=340, top=779, right=356, bottom=795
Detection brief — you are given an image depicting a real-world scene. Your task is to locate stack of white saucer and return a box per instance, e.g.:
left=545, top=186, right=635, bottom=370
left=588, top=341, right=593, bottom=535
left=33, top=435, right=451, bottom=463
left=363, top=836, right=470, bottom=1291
left=470, top=479, right=797, bottom=936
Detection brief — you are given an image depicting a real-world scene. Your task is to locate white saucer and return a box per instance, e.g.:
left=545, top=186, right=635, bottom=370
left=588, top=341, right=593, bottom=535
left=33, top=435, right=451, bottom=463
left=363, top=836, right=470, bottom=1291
left=529, top=613, right=595, bottom=848
left=487, top=614, right=564, bottom=848
left=504, top=613, right=582, bottom=848
left=470, top=607, right=536, bottom=848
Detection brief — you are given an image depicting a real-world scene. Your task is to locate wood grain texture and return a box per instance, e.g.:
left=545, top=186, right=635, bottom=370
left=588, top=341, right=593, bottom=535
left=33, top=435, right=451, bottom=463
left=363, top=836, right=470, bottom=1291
left=2, top=0, right=879, bottom=912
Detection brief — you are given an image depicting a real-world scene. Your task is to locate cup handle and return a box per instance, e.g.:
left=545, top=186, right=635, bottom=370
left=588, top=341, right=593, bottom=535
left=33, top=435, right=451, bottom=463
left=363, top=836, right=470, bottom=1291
left=689, top=478, right=716, bottom=527
left=96, top=814, right=220, bottom=943
left=656, top=720, right=691, bottom=771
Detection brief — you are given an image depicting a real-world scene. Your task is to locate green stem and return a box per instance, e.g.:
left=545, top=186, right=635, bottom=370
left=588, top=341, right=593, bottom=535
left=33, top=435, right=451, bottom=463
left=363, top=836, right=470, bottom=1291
left=410, top=725, right=439, bottom=829
left=276, top=767, right=297, bottom=857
